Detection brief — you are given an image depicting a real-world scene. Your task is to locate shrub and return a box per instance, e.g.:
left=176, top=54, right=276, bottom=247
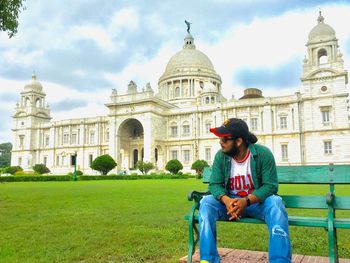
left=0, top=175, right=71, bottom=182
left=90, top=154, right=117, bottom=175
left=14, top=170, right=37, bottom=176
left=165, top=159, right=183, bottom=174
left=136, top=160, right=154, bottom=175
left=191, top=160, right=209, bottom=179
left=0, top=167, right=8, bottom=174
left=4, top=166, right=23, bottom=175
left=33, top=164, right=50, bottom=174
left=76, top=170, right=83, bottom=176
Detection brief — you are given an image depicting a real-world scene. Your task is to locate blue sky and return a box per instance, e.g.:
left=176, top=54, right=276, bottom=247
left=1, top=0, right=350, bottom=142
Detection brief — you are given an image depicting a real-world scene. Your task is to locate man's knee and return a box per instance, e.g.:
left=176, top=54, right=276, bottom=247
left=199, top=195, right=220, bottom=215
left=264, top=195, right=285, bottom=211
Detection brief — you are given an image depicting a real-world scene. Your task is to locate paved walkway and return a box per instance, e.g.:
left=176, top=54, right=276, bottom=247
left=179, top=248, right=350, bottom=263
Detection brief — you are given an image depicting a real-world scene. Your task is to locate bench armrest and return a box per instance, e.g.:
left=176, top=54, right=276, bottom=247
left=187, top=191, right=210, bottom=203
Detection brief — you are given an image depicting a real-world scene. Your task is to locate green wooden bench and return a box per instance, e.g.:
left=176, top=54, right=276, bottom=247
left=184, top=165, right=350, bottom=263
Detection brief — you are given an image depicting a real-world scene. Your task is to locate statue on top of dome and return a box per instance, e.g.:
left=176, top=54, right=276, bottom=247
left=185, top=20, right=192, bottom=33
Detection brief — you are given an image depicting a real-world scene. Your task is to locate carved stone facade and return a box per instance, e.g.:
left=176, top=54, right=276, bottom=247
left=11, top=13, right=350, bottom=174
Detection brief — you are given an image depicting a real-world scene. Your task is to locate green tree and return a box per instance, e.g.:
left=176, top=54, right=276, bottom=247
left=0, top=142, right=12, bottom=167
left=33, top=164, right=50, bottom=174
left=191, top=160, right=209, bottom=179
left=165, top=159, right=183, bottom=174
left=136, top=160, right=154, bottom=175
left=0, top=0, right=26, bottom=38
left=90, top=154, right=117, bottom=175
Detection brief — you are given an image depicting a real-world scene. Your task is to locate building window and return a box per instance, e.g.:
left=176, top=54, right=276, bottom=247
left=280, top=117, right=287, bottom=129
left=62, top=156, right=66, bottom=166
left=19, top=135, right=24, bottom=148
left=170, top=150, right=178, bottom=160
left=56, top=156, right=59, bottom=166
left=182, top=123, right=190, bottom=136
left=63, top=134, right=69, bottom=144
left=90, top=132, right=95, bottom=144
left=175, top=87, right=180, bottom=97
left=71, top=155, right=76, bottom=166
left=205, top=148, right=211, bottom=162
left=250, top=118, right=258, bottom=131
left=170, top=123, right=178, bottom=137
left=321, top=110, right=330, bottom=125
left=205, top=97, right=210, bottom=104
left=205, top=121, right=211, bottom=134
left=89, top=154, right=93, bottom=166
left=71, top=133, right=77, bottom=144
left=43, top=156, right=47, bottom=166
left=183, top=150, right=190, bottom=163
left=324, top=141, right=332, bottom=155
left=211, top=96, right=215, bottom=103
left=281, top=144, right=288, bottom=161
left=45, top=135, right=50, bottom=147
left=18, top=157, right=22, bottom=166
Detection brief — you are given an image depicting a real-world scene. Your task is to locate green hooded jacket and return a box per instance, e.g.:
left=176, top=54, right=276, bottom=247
left=209, top=143, right=278, bottom=202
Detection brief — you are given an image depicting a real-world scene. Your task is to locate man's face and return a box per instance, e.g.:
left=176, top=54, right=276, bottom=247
left=219, top=137, right=240, bottom=156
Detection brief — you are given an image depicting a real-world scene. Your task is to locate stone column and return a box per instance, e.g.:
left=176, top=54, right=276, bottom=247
left=108, top=116, right=117, bottom=161
left=180, top=79, right=183, bottom=97
left=143, top=114, right=153, bottom=162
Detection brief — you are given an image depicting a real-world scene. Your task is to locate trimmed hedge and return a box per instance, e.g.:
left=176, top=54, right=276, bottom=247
left=80, top=174, right=191, bottom=180
left=0, top=173, right=195, bottom=182
left=0, top=175, right=71, bottom=182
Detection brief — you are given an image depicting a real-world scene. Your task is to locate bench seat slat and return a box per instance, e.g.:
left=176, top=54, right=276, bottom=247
left=185, top=215, right=331, bottom=228
left=334, top=218, right=350, bottom=228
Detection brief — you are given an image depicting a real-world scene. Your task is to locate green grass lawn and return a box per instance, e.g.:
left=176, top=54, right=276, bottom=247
left=0, top=180, right=349, bottom=263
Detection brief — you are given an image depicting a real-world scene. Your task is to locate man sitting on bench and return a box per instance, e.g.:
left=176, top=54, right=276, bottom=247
left=199, top=118, right=291, bottom=263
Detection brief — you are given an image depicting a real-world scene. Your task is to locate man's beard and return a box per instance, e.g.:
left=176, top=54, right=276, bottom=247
left=224, top=143, right=239, bottom=157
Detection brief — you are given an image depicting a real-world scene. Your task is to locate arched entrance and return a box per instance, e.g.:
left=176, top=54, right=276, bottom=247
left=118, top=118, right=144, bottom=170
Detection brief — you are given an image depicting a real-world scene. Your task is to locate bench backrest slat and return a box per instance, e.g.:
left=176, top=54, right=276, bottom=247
left=281, top=195, right=350, bottom=209
left=203, top=166, right=350, bottom=184
left=277, top=165, right=350, bottom=184
left=334, top=196, right=350, bottom=209
left=281, top=195, right=327, bottom=209
left=203, top=167, right=211, bottom=183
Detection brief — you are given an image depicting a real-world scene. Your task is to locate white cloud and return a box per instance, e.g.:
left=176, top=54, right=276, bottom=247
left=3, top=49, right=44, bottom=66
left=103, top=41, right=177, bottom=93
left=109, top=7, right=140, bottom=33
left=69, top=25, right=115, bottom=51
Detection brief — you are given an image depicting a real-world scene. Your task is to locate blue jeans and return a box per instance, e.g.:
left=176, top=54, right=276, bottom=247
left=198, top=194, right=292, bottom=263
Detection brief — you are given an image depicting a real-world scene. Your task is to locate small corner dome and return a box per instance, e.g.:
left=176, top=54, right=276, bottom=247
left=308, top=12, right=336, bottom=43
left=24, top=73, right=43, bottom=92
left=202, top=82, right=218, bottom=94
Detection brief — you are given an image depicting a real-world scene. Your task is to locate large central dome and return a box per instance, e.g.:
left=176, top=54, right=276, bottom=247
left=159, top=33, right=220, bottom=82
left=157, top=31, right=222, bottom=106
left=164, top=34, right=215, bottom=74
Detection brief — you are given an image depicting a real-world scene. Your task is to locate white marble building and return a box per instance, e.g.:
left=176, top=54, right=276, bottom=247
left=11, top=13, right=350, bottom=174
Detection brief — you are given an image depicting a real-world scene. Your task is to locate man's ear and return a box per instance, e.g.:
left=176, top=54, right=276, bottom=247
left=236, top=137, right=244, bottom=147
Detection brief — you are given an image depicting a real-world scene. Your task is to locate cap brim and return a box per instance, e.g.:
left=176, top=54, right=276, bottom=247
left=209, top=127, right=232, bottom=137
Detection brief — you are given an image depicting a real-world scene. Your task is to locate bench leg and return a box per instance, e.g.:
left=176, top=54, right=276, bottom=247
left=187, top=204, right=200, bottom=263
left=187, top=218, right=195, bottom=263
left=328, top=226, right=339, bottom=263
